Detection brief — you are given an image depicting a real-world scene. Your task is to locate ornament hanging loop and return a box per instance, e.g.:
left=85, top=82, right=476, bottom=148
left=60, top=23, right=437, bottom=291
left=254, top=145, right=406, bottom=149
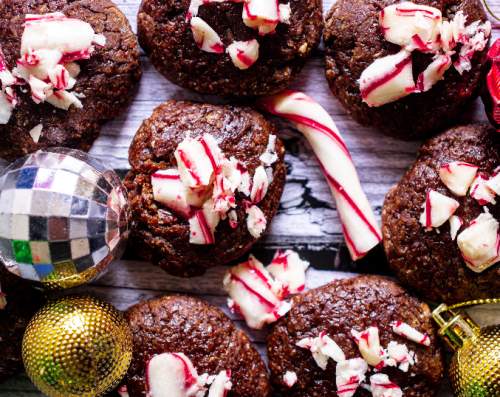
left=432, top=304, right=481, bottom=350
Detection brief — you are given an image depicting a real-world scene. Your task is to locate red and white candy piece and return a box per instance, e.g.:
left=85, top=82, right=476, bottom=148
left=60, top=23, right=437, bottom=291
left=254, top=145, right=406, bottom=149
left=370, top=373, right=403, bottom=397
left=486, top=168, right=500, bottom=196
left=146, top=353, right=207, bottom=397
left=416, top=54, right=451, bottom=92
left=21, top=13, right=105, bottom=56
left=226, top=40, right=259, bottom=70
left=259, top=91, right=382, bottom=260
left=391, top=321, right=431, bottom=346
left=117, top=385, right=129, bottom=397
left=260, top=134, right=278, bottom=166
left=46, top=89, right=83, bottom=110
left=175, top=134, right=221, bottom=189
left=380, top=2, right=442, bottom=49
left=207, top=370, right=232, bottom=397
left=386, top=341, right=416, bottom=372
left=152, top=169, right=192, bottom=218
left=457, top=212, right=500, bottom=273
left=0, top=53, right=15, bottom=87
left=449, top=215, right=463, bottom=241
left=223, top=256, right=290, bottom=329
left=469, top=174, right=497, bottom=205
left=29, top=75, right=52, bottom=104
left=439, top=161, right=479, bottom=196
left=419, top=190, right=460, bottom=230
left=242, top=0, right=284, bottom=36
left=296, top=331, right=346, bottom=370
left=250, top=165, right=269, bottom=204
left=246, top=205, right=267, bottom=238
left=359, top=50, right=415, bottom=107
left=283, top=371, right=297, bottom=388
left=191, top=17, right=224, bottom=54
left=266, top=249, right=309, bottom=297
left=439, top=11, right=466, bottom=53
left=351, top=327, right=385, bottom=367
left=335, top=358, right=368, bottom=397
left=189, top=199, right=220, bottom=245
left=454, top=19, right=492, bottom=75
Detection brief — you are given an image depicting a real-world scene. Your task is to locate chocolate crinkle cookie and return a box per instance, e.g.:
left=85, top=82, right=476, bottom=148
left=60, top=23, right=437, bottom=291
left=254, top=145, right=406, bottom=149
left=0, top=0, right=142, bottom=160
left=125, top=100, right=286, bottom=277
left=383, top=124, right=500, bottom=303
left=137, top=0, right=323, bottom=97
left=267, top=275, right=444, bottom=397
left=124, top=295, right=270, bottom=397
left=0, top=266, right=44, bottom=382
left=324, top=0, right=490, bottom=139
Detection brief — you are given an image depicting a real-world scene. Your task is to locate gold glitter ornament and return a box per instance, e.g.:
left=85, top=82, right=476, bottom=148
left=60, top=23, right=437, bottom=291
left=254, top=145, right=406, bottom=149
left=22, top=296, right=132, bottom=397
left=433, top=299, right=500, bottom=397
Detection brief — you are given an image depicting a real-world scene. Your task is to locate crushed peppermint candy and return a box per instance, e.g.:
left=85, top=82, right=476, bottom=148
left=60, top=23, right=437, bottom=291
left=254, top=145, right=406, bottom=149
left=223, top=250, right=309, bottom=329
left=439, top=161, right=479, bottom=196
left=370, top=373, right=403, bottom=397
left=146, top=353, right=232, bottom=397
left=457, top=212, right=500, bottom=273
left=267, top=249, right=309, bottom=297
left=391, top=321, right=431, bottom=346
left=296, top=331, right=346, bottom=370
left=152, top=133, right=277, bottom=244
left=385, top=341, right=416, bottom=372
left=351, top=327, right=385, bottom=368
left=28, top=123, right=43, bottom=143
left=419, top=189, right=459, bottom=230
left=186, top=0, right=291, bottom=68
left=335, top=358, right=369, bottom=397
left=360, top=2, right=491, bottom=107
left=117, top=385, right=129, bottom=397
left=246, top=204, right=267, bottom=238
left=0, top=49, right=18, bottom=125
left=449, top=215, right=463, bottom=241
left=223, top=255, right=291, bottom=329
left=13, top=13, right=106, bottom=111
left=469, top=173, right=497, bottom=205
left=283, top=371, right=298, bottom=388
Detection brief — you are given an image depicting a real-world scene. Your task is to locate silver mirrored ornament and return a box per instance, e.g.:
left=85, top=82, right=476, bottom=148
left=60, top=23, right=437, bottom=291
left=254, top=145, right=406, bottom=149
left=0, top=148, right=129, bottom=288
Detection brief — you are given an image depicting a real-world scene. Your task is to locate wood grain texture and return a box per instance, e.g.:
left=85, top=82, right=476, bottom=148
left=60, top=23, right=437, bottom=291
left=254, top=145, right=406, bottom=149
left=1, top=0, right=499, bottom=395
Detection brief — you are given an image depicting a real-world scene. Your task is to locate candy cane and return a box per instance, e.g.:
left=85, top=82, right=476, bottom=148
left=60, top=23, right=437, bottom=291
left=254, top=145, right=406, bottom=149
left=259, top=91, right=382, bottom=260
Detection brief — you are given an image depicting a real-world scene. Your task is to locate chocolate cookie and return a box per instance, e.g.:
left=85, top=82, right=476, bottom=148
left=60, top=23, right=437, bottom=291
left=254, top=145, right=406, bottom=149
left=0, top=266, right=44, bottom=382
left=125, top=295, right=270, bottom=397
left=324, top=0, right=490, bottom=139
left=137, top=0, right=323, bottom=97
left=267, top=276, right=444, bottom=397
left=125, top=100, right=286, bottom=277
left=0, top=0, right=142, bottom=160
left=382, top=124, right=500, bottom=303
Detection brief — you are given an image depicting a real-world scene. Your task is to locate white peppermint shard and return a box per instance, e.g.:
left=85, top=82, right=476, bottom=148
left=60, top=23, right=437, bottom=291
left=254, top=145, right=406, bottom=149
left=190, top=17, right=224, bottom=54
left=267, top=249, right=309, bottom=296
left=370, top=373, right=403, bottom=397
left=439, top=161, right=479, bottom=196
left=335, top=358, right=368, bottom=397
left=419, top=190, right=460, bottom=230
left=146, top=353, right=207, bottom=397
left=351, top=327, right=385, bottom=367
left=391, top=321, right=431, bottom=346
left=296, top=332, right=346, bottom=370
left=380, top=2, right=442, bottom=49
left=359, top=50, right=415, bottom=107
left=226, top=40, right=260, bottom=70
left=457, top=212, right=500, bottom=273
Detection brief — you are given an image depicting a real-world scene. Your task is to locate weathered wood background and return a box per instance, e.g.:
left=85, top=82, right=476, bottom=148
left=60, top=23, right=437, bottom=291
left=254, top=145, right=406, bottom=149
left=1, top=0, right=499, bottom=395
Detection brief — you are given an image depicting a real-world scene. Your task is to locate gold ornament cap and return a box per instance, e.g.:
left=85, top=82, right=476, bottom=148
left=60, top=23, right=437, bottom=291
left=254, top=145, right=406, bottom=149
left=22, top=295, right=132, bottom=397
left=432, top=301, right=500, bottom=397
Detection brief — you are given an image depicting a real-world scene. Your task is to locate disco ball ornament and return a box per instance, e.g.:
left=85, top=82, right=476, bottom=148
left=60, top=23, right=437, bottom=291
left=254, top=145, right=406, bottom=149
left=23, top=296, right=133, bottom=397
left=0, top=148, right=129, bottom=289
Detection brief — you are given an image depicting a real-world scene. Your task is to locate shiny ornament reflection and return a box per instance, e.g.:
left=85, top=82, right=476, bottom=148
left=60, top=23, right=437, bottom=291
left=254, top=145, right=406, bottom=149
left=0, top=148, right=129, bottom=288
left=22, top=296, right=132, bottom=397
